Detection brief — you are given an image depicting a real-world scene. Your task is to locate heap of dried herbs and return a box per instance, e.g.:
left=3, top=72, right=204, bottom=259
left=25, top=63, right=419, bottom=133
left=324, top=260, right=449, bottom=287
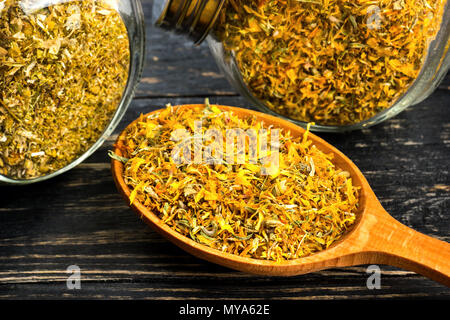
left=0, top=0, right=129, bottom=179
left=112, top=103, right=359, bottom=261
left=214, top=0, right=447, bottom=125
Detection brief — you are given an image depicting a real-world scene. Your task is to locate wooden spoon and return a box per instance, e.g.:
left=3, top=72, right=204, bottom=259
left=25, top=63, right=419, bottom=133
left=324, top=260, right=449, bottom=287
left=111, top=104, right=450, bottom=286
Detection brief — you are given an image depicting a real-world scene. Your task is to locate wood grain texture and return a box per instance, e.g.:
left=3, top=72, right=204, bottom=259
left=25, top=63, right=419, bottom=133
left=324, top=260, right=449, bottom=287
left=0, top=0, right=449, bottom=299
left=135, top=0, right=237, bottom=99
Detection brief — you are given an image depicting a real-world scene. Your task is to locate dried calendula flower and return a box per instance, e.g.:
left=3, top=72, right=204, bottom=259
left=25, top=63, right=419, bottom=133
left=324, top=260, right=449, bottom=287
left=0, top=0, right=130, bottom=179
left=112, top=103, right=360, bottom=261
left=214, top=0, right=447, bottom=126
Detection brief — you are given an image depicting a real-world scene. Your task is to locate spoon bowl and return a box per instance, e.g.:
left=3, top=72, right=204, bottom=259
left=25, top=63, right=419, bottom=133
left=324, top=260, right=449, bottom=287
left=111, top=104, right=450, bottom=286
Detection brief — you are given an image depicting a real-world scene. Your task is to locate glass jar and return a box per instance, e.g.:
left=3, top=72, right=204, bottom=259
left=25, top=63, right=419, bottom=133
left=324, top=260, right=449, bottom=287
left=0, top=0, right=145, bottom=184
left=153, top=0, right=450, bottom=132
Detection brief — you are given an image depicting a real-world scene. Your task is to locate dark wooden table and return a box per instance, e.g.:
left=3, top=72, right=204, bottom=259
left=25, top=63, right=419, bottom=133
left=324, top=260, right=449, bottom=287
left=1, top=0, right=449, bottom=300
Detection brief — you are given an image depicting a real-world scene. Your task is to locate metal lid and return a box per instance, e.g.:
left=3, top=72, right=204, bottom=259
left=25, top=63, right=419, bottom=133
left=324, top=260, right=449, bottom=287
left=154, top=0, right=226, bottom=44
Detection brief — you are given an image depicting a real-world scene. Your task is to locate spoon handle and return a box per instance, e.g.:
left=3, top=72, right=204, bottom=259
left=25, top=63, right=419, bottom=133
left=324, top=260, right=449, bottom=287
left=366, top=207, right=450, bottom=286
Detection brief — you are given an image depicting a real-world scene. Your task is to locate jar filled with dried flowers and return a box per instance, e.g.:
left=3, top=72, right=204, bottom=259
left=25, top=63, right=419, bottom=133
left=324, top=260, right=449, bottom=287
left=0, top=0, right=145, bottom=184
left=153, top=0, right=450, bottom=132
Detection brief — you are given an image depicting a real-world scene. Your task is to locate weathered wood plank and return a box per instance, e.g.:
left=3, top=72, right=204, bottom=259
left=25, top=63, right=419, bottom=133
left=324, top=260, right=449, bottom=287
left=0, top=274, right=446, bottom=300
left=134, top=0, right=236, bottom=98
